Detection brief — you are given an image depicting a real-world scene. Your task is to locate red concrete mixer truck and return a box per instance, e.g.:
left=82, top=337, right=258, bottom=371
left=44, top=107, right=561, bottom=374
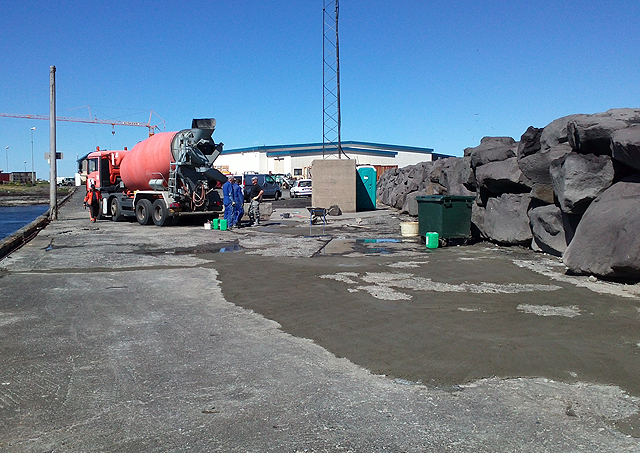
left=84, top=118, right=227, bottom=226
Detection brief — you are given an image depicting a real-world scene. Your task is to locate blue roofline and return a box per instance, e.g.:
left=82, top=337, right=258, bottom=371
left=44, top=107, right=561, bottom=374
left=222, top=140, right=435, bottom=157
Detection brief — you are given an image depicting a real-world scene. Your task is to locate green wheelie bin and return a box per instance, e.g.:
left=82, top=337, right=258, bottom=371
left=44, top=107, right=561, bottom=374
left=416, top=195, right=475, bottom=246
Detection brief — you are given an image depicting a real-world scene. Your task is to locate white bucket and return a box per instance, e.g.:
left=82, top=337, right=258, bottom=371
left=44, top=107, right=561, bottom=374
left=400, top=221, right=419, bottom=237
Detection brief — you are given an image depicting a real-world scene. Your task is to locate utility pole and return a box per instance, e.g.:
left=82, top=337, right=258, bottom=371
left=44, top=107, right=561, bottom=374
left=323, top=0, right=347, bottom=159
left=4, top=146, right=8, bottom=175
left=49, top=66, right=57, bottom=220
left=30, top=127, right=36, bottom=184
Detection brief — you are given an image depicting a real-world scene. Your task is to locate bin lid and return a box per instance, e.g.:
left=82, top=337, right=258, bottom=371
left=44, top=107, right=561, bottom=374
left=415, top=195, right=475, bottom=202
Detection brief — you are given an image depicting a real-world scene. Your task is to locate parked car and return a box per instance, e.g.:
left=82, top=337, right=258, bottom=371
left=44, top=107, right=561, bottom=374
left=273, top=174, right=293, bottom=189
left=290, top=179, right=312, bottom=198
left=236, top=174, right=283, bottom=201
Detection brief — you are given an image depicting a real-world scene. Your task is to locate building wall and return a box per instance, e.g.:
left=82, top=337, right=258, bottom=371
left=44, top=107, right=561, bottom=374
left=214, top=152, right=261, bottom=175
left=214, top=150, right=434, bottom=178
left=10, top=172, right=32, bottom=184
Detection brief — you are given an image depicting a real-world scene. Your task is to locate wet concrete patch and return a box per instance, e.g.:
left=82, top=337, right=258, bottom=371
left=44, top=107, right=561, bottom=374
left=214, top=246, right=640, bottom=396
left=611, top=413, right=640, bottom=438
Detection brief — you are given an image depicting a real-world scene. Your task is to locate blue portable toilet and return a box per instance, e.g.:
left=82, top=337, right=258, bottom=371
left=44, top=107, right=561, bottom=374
left=356, top=166, right=377, bottom=211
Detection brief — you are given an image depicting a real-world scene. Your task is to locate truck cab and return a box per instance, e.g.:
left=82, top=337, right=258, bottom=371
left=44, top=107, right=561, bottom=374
left=85, top=147, right=129, bottom=192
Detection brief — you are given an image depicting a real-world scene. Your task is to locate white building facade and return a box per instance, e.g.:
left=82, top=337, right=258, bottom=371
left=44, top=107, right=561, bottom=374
left=213, top=141, right=448, bottom=178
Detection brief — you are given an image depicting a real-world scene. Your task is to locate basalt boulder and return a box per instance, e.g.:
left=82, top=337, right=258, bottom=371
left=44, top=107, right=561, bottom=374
left=402, top=190, right=435, bottom=216
left=431, top=156, right=475, bottom=195
left=471, top=193, right=532, bottom=245
left=567, top=109, right=640, bottom=156
left=475, top=157, right=532, bottom=195
left=563, top=176, right=640, bottom=280
left=528, top=204, right=579, bottom=256
left=611, top=126, right=640, bottom=171
left=549, top=153, right=614, bottom=215
left=464, top=136, right=517, bottom=169
left=517, top=115, right=579, bottom=185
left=517, top=126, right=543, bottom=158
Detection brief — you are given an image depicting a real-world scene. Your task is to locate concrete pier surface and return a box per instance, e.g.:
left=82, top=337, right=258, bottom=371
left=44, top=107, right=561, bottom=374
left=1, top=190, right=640, bottom=451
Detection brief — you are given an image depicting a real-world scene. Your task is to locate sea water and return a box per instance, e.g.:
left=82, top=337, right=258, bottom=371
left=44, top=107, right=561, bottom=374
left=0, top=205, right=49, bottom=241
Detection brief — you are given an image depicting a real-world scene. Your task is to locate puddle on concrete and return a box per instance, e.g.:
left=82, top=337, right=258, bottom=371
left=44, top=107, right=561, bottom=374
left=610, top=413, right=640, bottom=438
left=319, top=238, right=408, bottom=256
left=356, top=239, right=402, bottom=244
left=143, top=243, right=241, bottom=256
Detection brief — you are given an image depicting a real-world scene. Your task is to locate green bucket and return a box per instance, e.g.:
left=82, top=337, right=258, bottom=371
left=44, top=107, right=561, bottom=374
left=426, top=232, right=439, bottom=249
left=212, top=219, right=220, bottom=230
left=220, top=219, right=228, bottom=231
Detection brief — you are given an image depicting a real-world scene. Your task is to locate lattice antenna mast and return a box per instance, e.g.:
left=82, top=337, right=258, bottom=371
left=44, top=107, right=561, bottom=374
left=323, top=0, right=347, bottom=159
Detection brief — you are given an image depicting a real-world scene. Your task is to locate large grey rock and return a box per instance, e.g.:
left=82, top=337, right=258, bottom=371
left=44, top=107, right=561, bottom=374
left=378, top=162, right=438, bottom=209
left=471, top=193, right=532, bottom=245
left=431, top=157, right=475, bottom=195
left=517, top=126, right=543, bottom=158
left=563, top=176, right=640, bottom=279
left=529, top=183, right=555, bottom=204
left=376, top=168, right=399, bottom=205
left=407, top=161, right=433, bottom=184
left=540, top=114, right=586, bottom=152
left=567, top=118, right=624, bottom=155
left=567, top=109, right=640, bottom=155
left=519, top=109, right=640, bottom=186
left=388, top=183, right=409, bottom=210
left=528, top=204, right=579, bottom=257
left=518, top=115, right=578, bottom=185
left=611, top=126, right=640, bottom=171
left=401, top=190, right=431, bottom=216
left=475, top=157, right=532, bottom=195
left=549, top=153, right=614, bottom=214
left=464, top=137, right=517, bottom=169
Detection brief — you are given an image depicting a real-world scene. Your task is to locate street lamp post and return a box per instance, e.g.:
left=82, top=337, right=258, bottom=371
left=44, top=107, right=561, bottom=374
left=30, top=127, right=36, bottom=184
left=24, top=161, right=27, bottom=172
left=4, top=146, right=8, bottom=175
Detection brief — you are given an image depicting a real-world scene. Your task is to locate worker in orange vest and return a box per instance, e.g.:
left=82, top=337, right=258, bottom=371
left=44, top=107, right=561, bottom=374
left=83, top=183, right=102, bottom=222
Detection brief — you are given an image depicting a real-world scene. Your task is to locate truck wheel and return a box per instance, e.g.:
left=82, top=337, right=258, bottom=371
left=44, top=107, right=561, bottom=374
left=152, top=199, right=170, bottom=226
left=135, top=199, right=153, bottom=225
left=110, top=198, right=124, bottom=222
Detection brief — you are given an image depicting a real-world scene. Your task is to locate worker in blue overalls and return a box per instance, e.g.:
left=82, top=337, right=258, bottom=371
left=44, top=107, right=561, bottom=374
left=222, top=175, right=235, bottom=228
left=232, top=176, right=245, bottom=228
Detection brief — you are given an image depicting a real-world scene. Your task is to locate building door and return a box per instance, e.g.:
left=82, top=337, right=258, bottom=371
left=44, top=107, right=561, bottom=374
left=273, top=158, right=284, bottom=174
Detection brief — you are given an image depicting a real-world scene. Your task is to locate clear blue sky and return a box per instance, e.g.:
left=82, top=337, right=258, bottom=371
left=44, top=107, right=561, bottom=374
left=1, top=0, right=639, bottom=179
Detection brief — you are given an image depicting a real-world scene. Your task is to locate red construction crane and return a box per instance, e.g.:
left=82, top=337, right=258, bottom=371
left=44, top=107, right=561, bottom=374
left=0, top=109, right=165, bottom=137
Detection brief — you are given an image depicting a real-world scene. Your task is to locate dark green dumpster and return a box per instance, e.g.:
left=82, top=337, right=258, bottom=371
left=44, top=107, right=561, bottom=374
left=416, top=195, right=475, bottom=245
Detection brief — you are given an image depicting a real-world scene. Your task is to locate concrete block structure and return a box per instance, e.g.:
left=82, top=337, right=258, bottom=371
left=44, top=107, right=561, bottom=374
left=311, top=159, right=357, bottom=213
